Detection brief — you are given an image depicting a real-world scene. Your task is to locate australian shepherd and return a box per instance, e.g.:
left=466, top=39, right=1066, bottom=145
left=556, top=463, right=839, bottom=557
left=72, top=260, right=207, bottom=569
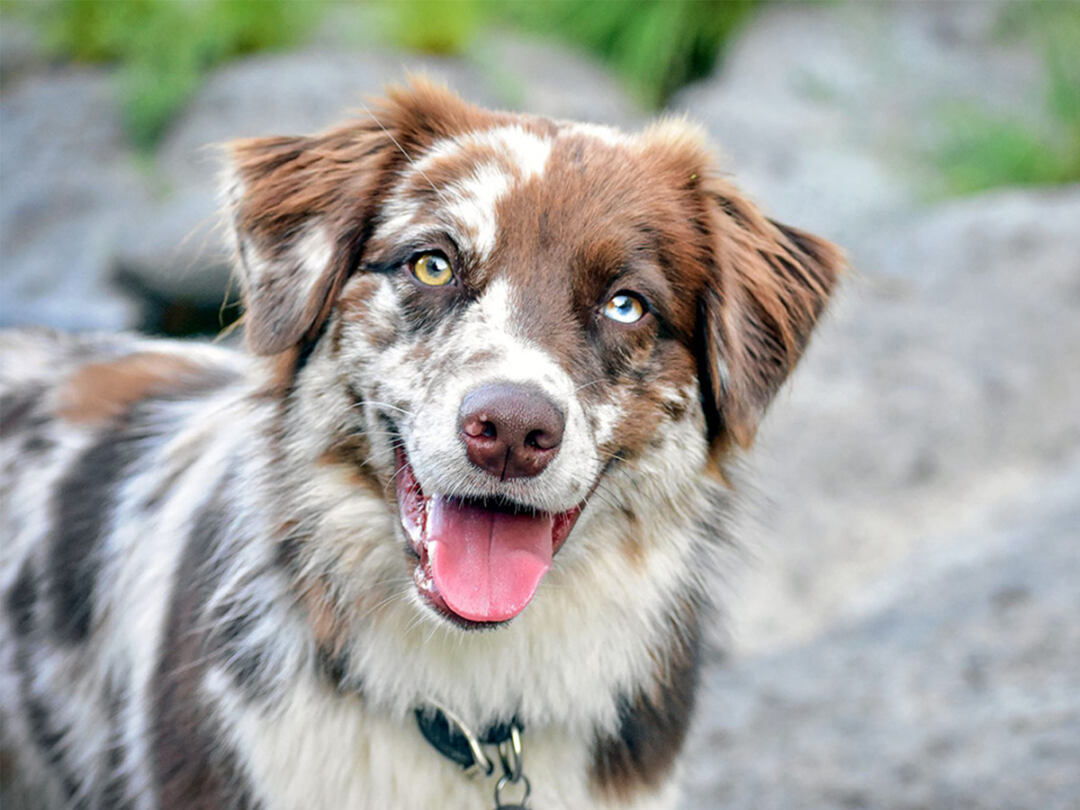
left=0, top=81, right=842, bottom=809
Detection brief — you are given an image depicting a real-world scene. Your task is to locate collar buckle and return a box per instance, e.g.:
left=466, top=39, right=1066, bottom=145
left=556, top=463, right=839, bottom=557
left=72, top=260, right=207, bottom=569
left=414, top=702, right=518, bottom=777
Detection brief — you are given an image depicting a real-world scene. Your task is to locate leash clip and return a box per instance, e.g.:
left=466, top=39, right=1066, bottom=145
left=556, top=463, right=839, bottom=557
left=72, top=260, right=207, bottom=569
left=493, top=723, right=530, bottom=809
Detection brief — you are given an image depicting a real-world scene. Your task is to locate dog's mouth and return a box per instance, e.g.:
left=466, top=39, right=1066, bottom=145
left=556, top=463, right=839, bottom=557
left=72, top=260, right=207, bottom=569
left=395, top=448, right=582, bottom=627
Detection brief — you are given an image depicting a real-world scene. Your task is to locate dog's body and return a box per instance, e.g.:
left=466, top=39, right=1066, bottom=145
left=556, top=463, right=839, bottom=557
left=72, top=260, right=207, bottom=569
left=1, top=84, right=841, bottom=809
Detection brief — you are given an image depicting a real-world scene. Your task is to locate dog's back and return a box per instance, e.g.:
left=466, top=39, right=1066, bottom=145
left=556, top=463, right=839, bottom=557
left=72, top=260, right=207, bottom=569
left=1, top=330, right=254, bottom=809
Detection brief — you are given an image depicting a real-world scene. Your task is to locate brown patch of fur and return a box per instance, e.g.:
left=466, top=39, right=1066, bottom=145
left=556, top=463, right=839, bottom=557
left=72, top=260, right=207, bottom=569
left=619, top=507, right=646, bottom=571
left=294, top=576, right=350, bottom=660
left=57, top=353, right=209, bottom=424
left=318, top=432, right=384, bottom=497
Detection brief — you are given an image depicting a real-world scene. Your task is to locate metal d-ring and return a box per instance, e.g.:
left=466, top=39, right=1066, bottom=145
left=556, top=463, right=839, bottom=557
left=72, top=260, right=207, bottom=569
left=493, top=723, right=528, bottom=808
left=497, top=723, right=523, bottom=782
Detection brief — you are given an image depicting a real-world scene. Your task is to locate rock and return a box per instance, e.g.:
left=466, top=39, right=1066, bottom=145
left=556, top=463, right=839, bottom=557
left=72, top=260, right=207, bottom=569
left=669, top=0, right=1047, bottom=247
left=728, top=186, right=1080, bottom=657
left=0, top=18, right=45, bottom=84
left=682, top=452, right=1080, bottom=810
left=114, top=185, right=232, bottom=306
left=0, top=70, right=146, bottom=331
left=475, top=32, right=643, bottom=128
left=157, top=39, right=638, bottom=188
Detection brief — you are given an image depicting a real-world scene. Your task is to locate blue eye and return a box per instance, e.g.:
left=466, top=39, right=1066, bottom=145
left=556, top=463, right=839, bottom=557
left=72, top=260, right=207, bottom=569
left=602, top=292, right=647, bottom=324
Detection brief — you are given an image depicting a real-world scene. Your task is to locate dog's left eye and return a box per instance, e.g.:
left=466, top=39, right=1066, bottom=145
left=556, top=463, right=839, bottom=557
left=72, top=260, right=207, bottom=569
left=602, top=292, right=647, bottom=324
left=410, top=252, right=454, bottom=287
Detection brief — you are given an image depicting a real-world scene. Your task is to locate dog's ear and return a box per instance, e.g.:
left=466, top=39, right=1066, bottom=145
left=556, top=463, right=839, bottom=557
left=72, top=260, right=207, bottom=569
left=223, top=124, right=392, bottom=355
left=223, top=79, right=480, bottom=356
left=697, top=177, right=844, bottom=451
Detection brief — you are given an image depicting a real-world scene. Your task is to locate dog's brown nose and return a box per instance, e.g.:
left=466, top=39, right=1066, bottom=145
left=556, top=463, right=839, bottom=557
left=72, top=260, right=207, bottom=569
left=459, top=383, right=565, bottom=479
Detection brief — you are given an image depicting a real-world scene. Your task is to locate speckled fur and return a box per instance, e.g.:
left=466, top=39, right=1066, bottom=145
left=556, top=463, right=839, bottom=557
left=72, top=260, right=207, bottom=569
left=0, top=82, right=842, bottom=810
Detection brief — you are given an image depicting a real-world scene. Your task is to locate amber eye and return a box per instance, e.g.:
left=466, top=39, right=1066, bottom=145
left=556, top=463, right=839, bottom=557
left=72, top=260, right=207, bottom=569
left=602, top=292, right=647, bottom=324
left=410, top=252, right=454, bottom=287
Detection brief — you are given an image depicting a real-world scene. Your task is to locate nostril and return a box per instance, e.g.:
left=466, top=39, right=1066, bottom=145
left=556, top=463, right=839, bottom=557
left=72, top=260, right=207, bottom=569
left=525, top=429, right=556, bottom=451
left=462, top=415, right=497, bottom=441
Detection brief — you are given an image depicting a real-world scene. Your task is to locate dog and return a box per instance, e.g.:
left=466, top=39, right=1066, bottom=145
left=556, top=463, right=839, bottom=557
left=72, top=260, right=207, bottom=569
left=0, top=81, right=842, bottom=809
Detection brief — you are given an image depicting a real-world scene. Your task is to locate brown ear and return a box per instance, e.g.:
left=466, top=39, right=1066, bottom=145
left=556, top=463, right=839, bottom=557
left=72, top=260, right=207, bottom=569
left=224, top=79, right=483, bottom=355
left=224, top=122, right=395, bottom=355
left=698, top=178, right=844, bottom=451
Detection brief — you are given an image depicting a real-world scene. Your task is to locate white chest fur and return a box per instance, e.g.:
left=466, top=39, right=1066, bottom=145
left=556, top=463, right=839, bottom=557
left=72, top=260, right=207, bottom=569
left=207, top=665, right=680, bottom=810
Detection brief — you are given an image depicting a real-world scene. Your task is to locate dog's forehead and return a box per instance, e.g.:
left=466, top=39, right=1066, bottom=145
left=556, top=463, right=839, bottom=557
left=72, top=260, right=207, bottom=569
left=373, top=120, right=665, bottom=262
left=417, top=123, right=554, bottom=180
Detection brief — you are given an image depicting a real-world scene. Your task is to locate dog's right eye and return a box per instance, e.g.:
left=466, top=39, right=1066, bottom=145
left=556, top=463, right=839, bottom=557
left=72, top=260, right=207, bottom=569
left=602, top=291, right=648, bottom=324
left=409, top=252, right=454, bottom=287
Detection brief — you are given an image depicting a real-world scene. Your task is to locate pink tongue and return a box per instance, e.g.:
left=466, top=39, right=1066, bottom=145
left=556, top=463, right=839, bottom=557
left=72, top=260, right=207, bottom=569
left=427, top=496, right=553, bottom=623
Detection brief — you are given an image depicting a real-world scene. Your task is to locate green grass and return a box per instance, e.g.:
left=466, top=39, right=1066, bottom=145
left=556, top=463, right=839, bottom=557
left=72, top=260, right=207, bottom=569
left=495, top=0, right=756, bottom=109
left=934, top=1, right=1080, bottom=195
left=383, top=0, right=756, bottom=108
left=6, top=0, right=320, bottom=148
left=935, top=110, right=1080, bottom=196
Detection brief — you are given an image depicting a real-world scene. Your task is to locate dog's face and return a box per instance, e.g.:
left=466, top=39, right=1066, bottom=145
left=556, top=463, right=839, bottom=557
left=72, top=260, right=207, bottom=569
left=226, top=83, right=842, bottom=629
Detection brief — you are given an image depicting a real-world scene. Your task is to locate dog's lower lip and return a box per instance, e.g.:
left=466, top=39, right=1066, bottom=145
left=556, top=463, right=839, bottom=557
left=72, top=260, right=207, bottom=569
left=394, top=448, right=584, bottom=626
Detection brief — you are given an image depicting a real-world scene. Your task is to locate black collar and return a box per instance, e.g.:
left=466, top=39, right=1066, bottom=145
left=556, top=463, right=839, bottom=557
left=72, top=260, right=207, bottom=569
left=414, top=706, right=520, bottom=773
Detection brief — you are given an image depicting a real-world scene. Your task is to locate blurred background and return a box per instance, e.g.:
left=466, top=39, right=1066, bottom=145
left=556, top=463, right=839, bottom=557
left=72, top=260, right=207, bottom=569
left=1, top=1, right=1078, bottom=807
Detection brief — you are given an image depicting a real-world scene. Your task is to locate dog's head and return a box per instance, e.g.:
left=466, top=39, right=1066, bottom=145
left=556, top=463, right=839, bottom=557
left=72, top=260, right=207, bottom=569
left=225, top=81, right=842, bottom=629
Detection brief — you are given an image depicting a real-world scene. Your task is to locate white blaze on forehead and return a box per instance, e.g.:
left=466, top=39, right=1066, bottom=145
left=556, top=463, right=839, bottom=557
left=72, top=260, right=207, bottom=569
left=445, top=163, right=511, bottom=261
left=560, top=122, right=629, bottom=148
left=456, top=278, right=578, bottom=437
left=476, top=275, right=515, bottom=336
left=470, top=125, right=552, bottom=179
left=375, top=125, right=553, bottom=260
left=417, top=124, right=552, bottom=180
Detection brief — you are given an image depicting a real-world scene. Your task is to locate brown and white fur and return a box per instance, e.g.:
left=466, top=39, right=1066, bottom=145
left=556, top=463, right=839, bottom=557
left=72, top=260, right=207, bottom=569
left=0, top=82, right=842, bottom=809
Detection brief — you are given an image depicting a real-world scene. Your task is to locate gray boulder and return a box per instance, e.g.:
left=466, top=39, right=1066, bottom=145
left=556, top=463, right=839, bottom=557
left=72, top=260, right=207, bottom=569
left=0, top=70, right=147, bottom=331
left=0, top=18, right=44, bottom=85
left=731, top=185, right=1080, bottom=657
left=682, top=452, right=1080, bottom=810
